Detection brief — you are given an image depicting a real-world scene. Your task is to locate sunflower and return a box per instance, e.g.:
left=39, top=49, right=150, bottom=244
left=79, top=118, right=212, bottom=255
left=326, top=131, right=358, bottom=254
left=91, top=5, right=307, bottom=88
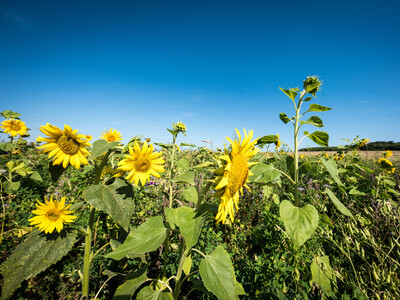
left=383, top=150, right=393, bottom=158
left=37, top=123, right=91, bottom=169
left=85, top=135, right=93, bottom=142
left=275, top=133, right=281, bottom=150
left=118, top=141, right=165, bottom=186
left=100, top=128, right=122, bottom=142
left=29, top=196, right=77, bottom=234
left=213, top=128, right=260, bottom=224
left=0, top=118, right=28, bottom=137
left=378, top=158, right=395, bottom=173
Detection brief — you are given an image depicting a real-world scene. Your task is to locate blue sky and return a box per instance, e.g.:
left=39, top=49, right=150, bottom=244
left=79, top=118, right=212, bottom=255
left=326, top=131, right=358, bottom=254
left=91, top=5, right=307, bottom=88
left=1, top=0, right=399, bottom=149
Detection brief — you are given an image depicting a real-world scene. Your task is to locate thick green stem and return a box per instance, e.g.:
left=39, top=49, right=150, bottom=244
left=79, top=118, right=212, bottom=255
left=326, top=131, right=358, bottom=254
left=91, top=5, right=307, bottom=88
left=172, top=248, right=189, bottom=299
left=169, top=135, right=177, bottom=208
left=82, top=206, right=96, bottom=299
left=294, top=106, right=300, bottom=207
left=81, top=150, right=111, bottom=298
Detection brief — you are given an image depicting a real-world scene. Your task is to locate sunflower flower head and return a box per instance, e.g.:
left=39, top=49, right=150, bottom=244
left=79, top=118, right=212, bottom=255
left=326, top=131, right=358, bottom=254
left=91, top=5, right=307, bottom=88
left=378, top=158, right=395, bottom=173
left=303, top=75, right=322, bottom=96
left=383, top=150, right=393, bottom=158
left=100, top=128, right=122, bottom=143
left=275, top=133, right=282, bottom=150
left=85, top=135, right=93, bottom=142
left=37, top=123, right=91, bottom=169
left=1, top=118, right=29, bottom=137
left=118, top=141, right=165, bottom=186
left=172, top=121, right=187, bottom=136
left=29, top=196, right=77, bottom=234
left=213, top=128, right=260, bottom=224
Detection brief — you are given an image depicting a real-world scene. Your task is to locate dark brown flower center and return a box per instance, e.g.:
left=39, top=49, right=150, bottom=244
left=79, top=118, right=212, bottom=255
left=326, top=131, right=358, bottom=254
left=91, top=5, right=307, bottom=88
left=11, top=124, right=21, bottom=131
left=57, top=135, right=79, bottom=155
left=135, top=157, right=151, bottom=172
left=46, top=209, right=60, bottom=221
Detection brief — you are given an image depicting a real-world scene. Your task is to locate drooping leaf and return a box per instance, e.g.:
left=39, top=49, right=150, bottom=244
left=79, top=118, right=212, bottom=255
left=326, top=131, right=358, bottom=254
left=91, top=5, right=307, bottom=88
left=89, top=139, right=119, bottom=160
left=300, top=116, right=324, bottom=127
left=183, top=255, right=192, bottom=276
left=112, top=266, right=148, bottom=300
left=0, top=229, right=77, bottom=300
left=199, top=246, right=239, bottom=300
left=30, top=171, right=43, bottom=181
left=280, top=200, right=319, bottom=249
left=308, top=104, right=332, bottom=112
left=279, top=113, right=291, bottom=124
left=155, top=143, right=173, bottom=149
left=172, top=171, right=195, bottom=185
left=1, top=110, right=21, bottom=119
left=325, top=189, right=353, bottom=218
left=3, top=181, right=20, bottom=195
left=105, top=216, right=167, bottom=260
left=82, top=178, right=134, bottom=231
left=176, top=158, right=190, bottom=170
left=250, top=163, right=280, bottom=183
left=279, top=87, right=298, bottom=101
left=180, top=143, right=197, bottom=147
left=285, top=156, right=295, bottom=180
left=182, top=186, right=198, bottom=203
left=256, top=135, right=278, bottom=145
left=310, top=255, right=336, bottom=297
left=136, top=286, right=173, bottom=300
left=304, top=131, right=329, bottom=147
left=320, top=158, right=343, bottom=186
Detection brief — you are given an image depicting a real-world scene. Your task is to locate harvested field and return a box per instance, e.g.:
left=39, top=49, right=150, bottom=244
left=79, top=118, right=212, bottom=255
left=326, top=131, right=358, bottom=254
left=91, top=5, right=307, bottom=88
left=297, top=150, right=400, bottom=159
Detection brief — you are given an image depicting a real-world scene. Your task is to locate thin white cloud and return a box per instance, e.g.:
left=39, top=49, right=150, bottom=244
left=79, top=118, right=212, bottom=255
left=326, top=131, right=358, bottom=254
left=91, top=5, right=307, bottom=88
left=0, top=6, right=33, bottom=30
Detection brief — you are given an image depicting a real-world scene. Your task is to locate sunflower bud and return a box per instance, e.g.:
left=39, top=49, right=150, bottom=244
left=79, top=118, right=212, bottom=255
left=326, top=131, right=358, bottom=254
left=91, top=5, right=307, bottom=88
left=175, top=121, right=187, bottom=133
left=303, top=76, right=322, bottom=96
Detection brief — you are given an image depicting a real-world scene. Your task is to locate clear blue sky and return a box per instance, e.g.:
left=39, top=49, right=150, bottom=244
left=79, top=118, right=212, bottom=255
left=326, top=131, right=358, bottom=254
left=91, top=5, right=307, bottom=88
left=1, top=0, right=399, bottom=149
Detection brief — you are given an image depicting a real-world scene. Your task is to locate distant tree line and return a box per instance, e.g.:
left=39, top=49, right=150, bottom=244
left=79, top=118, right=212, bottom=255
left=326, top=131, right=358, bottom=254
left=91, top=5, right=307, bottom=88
left=300, top=141, right=400, bottom=151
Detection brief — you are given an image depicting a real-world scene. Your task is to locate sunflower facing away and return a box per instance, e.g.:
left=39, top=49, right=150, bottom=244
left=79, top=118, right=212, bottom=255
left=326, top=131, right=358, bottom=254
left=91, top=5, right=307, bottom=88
left=214, top=128, right=260, bottom=224
left=29, top=196, right=77, bottom=234
left=37, top=123, right=91, bottom=169
left=0, top=118, right=28, bottom=137
left=100, top=128, right=122, bottom=142
left=118, top=141, right=165, bottom=186
left=378, top=158, right=395, bottom=173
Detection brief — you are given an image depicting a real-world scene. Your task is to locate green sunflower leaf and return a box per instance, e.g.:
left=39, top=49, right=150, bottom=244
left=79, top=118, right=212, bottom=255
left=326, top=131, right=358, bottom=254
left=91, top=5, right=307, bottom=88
left=256, top=135, right=278, bottom=145
left=320, top=158, right=343, bottom=186
left=310, top=255, right=336, bottom=297
left=172, top=171, right=195, bottom=185
left=250, top=163, right=281, bottom=183
left=279, top=200, right=319, bottom=249
left=199, top=246, right=244, bottom=300
left=300, top=116, right=324, bottom=127
left=165, top=206, right=207, bottom=249
left=304, top=131, right=329, bottom=147
left=325, top=188, right=354, bottom=218
left=176, top=158, right=190, bottom=170
left=105, top=216, right=167, bottom=260
left=112, top=265, right=148, bottom=300
left=182, top=186, right=198, bottom=203
left=279, top=87, right=298, bottom=101
left=279, top=113, right=292, bottom=124
left=136, top=286, right=173, bottom=300
left=82, top=178, right=134, bottom=231
left=0, top=229, right=77, bottom=300
left=307, top=104, right=332, bottom=112
left=89, top=139, right=119, bottom=160
left=0, top=110, right=21, bottom=119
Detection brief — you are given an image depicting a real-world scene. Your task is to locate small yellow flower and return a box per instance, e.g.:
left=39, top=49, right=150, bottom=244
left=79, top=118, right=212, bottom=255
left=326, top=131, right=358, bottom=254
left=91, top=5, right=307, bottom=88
left=100, top=128, right=122, bottom=143
left=29, top=196, right=77, bottom=234
left=1, top=118, right=28, bottom=137
left=118, top=141, right=165, bottom=186
left=37, top=123, right=91, bottom=169
left=213, top=128, right=259, bottom=224
left=85, top=135, right=93, bottom=142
